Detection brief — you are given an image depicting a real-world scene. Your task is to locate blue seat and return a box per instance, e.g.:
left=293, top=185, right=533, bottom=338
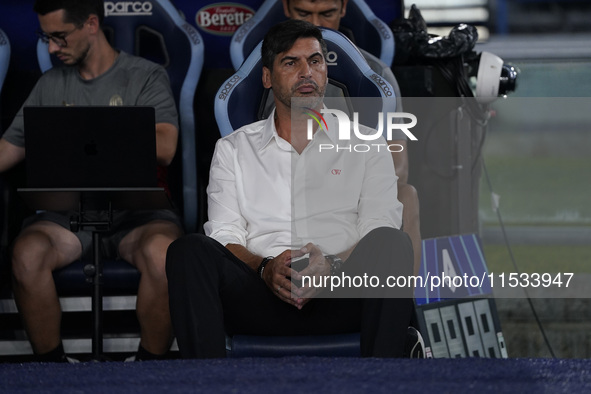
left=35, top=0, right=204, bottom=355
left=217, top=28, right=396, bottom=137
left=229, top=0, right=395, bottom=70
left=0, top=28, right=9, bottom=98
left=215, top=28, right=396, bottom=357
left=0, top=28, right=11, bottom=292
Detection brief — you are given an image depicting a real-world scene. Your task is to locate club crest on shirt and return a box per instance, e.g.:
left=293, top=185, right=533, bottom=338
left=109, top=94, right=123, bottom=106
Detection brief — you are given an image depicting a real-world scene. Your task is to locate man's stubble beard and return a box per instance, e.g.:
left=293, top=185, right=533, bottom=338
left=64, top=43, right=90, bottom=68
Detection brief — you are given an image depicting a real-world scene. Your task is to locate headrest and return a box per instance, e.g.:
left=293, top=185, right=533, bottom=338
left=101, top=0, right=202, bottom=100
left=230, top=0, right=394, bottom=70
left=216, top=28, right=396, bottom=137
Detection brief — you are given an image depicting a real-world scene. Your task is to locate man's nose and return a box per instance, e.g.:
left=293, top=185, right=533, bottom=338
left=299, top=62, right=312, bottom=78
left=309, top=14, right=321, bottom=26
left=47, top=39, right=61, bottom=54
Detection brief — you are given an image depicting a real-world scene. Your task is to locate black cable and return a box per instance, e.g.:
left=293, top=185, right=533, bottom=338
left=481, top=159, right=557, bottom=359
left=431, top=55, right=491, bottom=127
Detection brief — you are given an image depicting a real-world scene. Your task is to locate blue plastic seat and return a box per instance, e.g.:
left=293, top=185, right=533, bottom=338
left=217, top=28, right=396, bottom=137
left=229, top=0, right=395, bottom=70
left=0, top=28, right=9, bottom=97
left=0, top=28, right=11, bottom=292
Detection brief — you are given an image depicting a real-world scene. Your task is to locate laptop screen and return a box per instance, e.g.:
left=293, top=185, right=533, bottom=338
left=23, top=106, right=158, bottom=188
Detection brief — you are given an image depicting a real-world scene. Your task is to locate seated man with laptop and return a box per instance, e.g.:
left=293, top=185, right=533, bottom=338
left=0, top=0, right=182, bottom=362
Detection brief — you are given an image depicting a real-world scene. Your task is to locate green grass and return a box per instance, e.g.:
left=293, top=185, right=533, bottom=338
left=483, top=244, right=591, bottom=274
left=479, top=155, right=591, bottom=225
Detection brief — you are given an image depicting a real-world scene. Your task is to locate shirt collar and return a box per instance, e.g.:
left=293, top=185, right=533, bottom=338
left=257, top=106, right=344, bottom=151
left=322, top=110, right=343, bottom=145
left=257, top=109, right=287, bottom=151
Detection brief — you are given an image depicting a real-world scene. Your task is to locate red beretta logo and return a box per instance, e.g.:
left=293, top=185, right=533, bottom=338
left=196, top=2, right=254, bottom=36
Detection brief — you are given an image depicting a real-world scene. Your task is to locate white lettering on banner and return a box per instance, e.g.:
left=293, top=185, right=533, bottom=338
left=441, top=249, right=458, bottom=293
left=196, top=4, right=255, bottom=35
left=198, top=11, right=252, bottom=27
left=104, top=1, right=153, bottom=16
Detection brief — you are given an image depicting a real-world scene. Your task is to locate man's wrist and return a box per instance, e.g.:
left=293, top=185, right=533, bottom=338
left=256, top=256, right=274, bottom=279
left=325, top=254, right=344, bottom=275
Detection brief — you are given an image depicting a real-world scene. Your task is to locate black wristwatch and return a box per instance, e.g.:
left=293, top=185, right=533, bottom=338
left=325, top=254, right=344, bottom=275
left=256, top=256, right=274, bottom=279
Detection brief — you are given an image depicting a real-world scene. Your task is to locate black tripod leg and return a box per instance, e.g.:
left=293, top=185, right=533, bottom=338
left=91, top=231, right=103, bottom=360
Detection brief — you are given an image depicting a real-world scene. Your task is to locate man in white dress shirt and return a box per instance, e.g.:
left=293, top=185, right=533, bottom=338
left=166, top=19, right=415, bottom=358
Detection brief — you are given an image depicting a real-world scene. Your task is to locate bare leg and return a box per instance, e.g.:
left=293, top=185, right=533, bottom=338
left=11, top=221, right=82, bottom=355
left=397, top=183, right=422, bottom=276
left=118, top=220, right=182, bottom=355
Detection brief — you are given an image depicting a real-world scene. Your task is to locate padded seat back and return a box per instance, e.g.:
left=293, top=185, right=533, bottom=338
left=230, top=0, right=394, bottom=70
left=0, top=28, right=11, bottom=294
left=0, top=28, right=9, bottom=97
left=217, top=27, right=396, bottom=137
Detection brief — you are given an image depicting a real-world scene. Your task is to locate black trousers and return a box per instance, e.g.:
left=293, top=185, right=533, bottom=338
left=166, top=227, right=414, bottom=358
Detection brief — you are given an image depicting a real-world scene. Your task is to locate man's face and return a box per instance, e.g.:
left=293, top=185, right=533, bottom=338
left=38, top=9, right=90, bottom=66
left=263, top=37, right=328, bottom=111
left=283, top=0, right=347, bottom=30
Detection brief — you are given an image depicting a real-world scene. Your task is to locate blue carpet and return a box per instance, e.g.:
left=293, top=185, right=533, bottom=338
left=1, top=357, right=590, bottom=393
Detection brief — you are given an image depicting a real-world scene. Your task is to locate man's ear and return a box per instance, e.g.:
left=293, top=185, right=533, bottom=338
left=282, top=0, right=291, bottom=18
left=86, top=14, right=100, bottom=34
left=341, top=0, right=349, bottom=18
left=262, top=66, right=272, bottom=89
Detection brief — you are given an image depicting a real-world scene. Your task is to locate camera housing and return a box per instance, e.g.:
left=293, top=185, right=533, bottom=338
left=474, top=51, right=518, bottom=104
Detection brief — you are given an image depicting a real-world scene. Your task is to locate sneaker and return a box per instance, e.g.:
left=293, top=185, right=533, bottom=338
left=124, top=355, right=136, bottom=362
left=65, top=356, right=80, bottom=364
left=403, top=326, right=425, bottom=358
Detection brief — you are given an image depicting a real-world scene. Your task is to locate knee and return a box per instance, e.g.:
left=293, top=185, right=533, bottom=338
left=167, top=233, right=212, bottom=258
left=365, top=227, right=411, bottom=249
left=165, top=233, right=214, bottom=275
left=361, top=227, right=414, bottom=275
left=11, top=231, right=52, bottom=281
left=366, top=226, right=413, bottom=254
left=137, top=233, right=178, bottom=279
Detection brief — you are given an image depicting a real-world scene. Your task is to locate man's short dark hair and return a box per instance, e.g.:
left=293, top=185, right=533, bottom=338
left=261, top=19, right=328, bottom=71
left=34, top=0, right=105, bottom=26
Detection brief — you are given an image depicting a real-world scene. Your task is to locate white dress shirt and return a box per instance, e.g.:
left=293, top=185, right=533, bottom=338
left=204, top=109, right=402, bottom=258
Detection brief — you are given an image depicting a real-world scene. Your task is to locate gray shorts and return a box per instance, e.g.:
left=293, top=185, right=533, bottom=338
left=22, top=209, right=183, bottom=260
